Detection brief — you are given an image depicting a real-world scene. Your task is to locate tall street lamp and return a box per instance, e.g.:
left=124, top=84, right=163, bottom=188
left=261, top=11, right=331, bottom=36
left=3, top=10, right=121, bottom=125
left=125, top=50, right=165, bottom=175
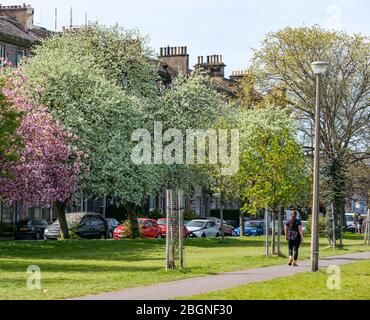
left=310, top=61, right=328, bottom=272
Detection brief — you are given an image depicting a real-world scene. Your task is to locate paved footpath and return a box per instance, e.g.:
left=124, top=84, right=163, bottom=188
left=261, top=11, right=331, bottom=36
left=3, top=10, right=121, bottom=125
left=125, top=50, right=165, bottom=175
left=70, top=251, right=370, bottom=300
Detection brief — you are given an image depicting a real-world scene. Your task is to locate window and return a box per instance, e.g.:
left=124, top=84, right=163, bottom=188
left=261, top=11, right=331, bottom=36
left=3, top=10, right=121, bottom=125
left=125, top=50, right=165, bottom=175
left=89, top=216, right=103, bottom=226
left=206, top=222, right=215, bottom=228
left=0, top=45, right=5, bottom=59
left=187, top=221, right=205, bottom=228
left=144, top=220, right=153, bottom=227
left=41, top=220, right=49, bottom=226
left=16, top=50, right=25, bottom=66
left=80, top=217, right=90, bottom=226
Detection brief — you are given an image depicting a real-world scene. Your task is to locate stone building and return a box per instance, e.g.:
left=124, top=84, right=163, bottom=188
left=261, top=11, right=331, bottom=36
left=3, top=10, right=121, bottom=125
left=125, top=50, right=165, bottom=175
left=158, top=46, right=241, bottom=98
left=1, top=17, right=244, bottom=223
left=149, top=46, right=243, bottom=217
left=0, top=4, right=52, bottom=225
left=0, top=4, right=51, bottom=66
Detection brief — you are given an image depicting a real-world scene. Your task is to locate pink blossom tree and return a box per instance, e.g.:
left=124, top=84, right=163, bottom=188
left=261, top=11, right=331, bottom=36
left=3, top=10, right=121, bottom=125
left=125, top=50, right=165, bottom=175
left=0, top=68, right=86, bottom=239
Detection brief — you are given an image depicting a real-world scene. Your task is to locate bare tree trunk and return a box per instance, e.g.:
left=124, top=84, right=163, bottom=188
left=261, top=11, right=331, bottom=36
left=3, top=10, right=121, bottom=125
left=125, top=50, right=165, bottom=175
left=123, top=202, right=140, bottom=238
left=220, top=195, right=225, bottom=240
left=332, top=202, right=336, bottom=250
left=265, top=207, right=269, bottom=256
left=239, top=209, right=245, bottom=237
left=54, top=201, right=70, bottom=239
left=271, top=209, right=276, bottom=255
left=365, top=208, right=370, bottom=246
left=278, top=206, right=283, bottom=256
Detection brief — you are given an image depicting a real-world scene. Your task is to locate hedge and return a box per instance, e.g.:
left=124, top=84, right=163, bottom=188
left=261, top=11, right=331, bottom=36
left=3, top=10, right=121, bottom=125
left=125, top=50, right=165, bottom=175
left=210, top=209, right=241, bottom=221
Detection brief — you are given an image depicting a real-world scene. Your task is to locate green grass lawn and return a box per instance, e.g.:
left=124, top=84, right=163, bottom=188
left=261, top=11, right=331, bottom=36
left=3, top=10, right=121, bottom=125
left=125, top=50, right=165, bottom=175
left=179, top=259, right=370, bottom=300
left=0, top=233, right=368, bottom=300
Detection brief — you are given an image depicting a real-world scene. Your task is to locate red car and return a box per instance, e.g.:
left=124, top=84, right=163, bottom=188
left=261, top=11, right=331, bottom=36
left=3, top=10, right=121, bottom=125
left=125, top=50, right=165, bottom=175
left=157, top=218, right=190, bottom=238
left=113, top=218, right=162, bottom=239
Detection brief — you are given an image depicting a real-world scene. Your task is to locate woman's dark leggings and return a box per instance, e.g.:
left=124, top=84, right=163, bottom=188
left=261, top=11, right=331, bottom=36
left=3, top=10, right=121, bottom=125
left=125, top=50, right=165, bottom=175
left=288, top=239, right=301, bottom=261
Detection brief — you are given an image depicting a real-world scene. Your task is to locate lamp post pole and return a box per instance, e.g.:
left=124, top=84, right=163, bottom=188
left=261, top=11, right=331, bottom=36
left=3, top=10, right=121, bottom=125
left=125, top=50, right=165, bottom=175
left=310, top=61, right=328, bottom=272
left=311, top=73, right=321, bottom=272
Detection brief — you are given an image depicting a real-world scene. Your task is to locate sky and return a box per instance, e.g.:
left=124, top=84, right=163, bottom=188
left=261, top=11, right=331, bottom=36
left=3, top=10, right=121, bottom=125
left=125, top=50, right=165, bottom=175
left=1, top=0, right=369, bottom=77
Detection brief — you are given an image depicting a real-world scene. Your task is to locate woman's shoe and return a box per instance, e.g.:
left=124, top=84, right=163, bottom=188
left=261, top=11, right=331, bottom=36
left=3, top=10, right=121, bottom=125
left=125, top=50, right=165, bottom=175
left=293, top=262, right=298, bottom=267
left=288, top=259, right=293, bottom=266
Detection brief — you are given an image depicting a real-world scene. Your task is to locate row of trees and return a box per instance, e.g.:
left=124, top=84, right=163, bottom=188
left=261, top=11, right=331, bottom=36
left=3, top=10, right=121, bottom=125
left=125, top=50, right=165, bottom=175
left=0, top=25, right=228, bottom=239
left=0, top=24, right=368, bottom=247
left=238, top=26, right=369, bottom=240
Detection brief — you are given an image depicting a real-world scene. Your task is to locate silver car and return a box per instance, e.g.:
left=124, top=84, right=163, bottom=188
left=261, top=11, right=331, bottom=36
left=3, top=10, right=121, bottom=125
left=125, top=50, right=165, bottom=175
left=186, top=219, right=221, bottom=238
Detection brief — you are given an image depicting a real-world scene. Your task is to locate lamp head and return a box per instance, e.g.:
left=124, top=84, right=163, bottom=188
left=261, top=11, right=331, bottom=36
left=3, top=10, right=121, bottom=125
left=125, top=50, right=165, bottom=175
left=311, top=61, right=328, bottom=75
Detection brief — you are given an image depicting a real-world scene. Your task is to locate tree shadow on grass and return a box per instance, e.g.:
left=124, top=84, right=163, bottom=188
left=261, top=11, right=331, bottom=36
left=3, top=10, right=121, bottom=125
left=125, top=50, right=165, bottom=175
left=0, top=260, right=165, bottom=274
left=185, top=237, right=265, bottom=248
left=0, top=239, right=167, bottom=262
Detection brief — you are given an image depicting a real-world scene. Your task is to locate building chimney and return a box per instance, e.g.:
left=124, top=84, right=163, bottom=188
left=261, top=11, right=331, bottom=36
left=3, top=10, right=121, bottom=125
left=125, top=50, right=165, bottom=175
left=230, top=70, right=246, bottom=82
left=0, top=4, right=35, bottom=30
left=159, top=45, right=190, bottom=75
left=195, top=54, right=226, bottom=78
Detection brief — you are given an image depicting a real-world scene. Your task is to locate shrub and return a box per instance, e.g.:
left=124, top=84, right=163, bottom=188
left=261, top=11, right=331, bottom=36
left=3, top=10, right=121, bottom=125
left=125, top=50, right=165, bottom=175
left=305, top=216, right=327, bottom=236
left=106, top=204, right=128, bottom=222
left=184, top=210, right=196, bottom=221
left=68, top=225, right=83, bottom=240
left=116, top=219, right=143, bottom=239
left=147, top=209, right=164, bottom=220
left=210, top=209, right=240, bottom=221
left=0, top=224, right=15, bottom=233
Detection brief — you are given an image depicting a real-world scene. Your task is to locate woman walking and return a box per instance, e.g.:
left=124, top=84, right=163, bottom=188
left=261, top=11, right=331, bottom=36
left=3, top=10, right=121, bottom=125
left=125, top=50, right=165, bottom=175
left=285, top=211, right=304, bottom=266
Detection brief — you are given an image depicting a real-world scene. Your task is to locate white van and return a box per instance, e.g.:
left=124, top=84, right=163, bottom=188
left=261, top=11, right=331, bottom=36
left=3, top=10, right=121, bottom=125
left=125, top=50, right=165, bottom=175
left=345, top=213, right=355, bottom=227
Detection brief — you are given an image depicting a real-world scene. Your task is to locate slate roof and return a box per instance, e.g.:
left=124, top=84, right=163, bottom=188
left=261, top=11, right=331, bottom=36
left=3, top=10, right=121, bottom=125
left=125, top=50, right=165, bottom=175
left=0, top=16, right=40, bottom=46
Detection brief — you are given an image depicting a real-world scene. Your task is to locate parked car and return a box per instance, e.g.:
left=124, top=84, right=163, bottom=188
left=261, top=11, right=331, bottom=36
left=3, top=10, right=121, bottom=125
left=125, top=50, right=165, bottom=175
left=301, top=221, right=307, bottom=234
left=233, top=220, right=265, bottom=236
left=44, top=212, right=108, bottom=240
left=345, top=213, right=355, bottom=227
left=15, top=219, right=50, bottom=240
left=209, top=217, right=234, bottom=236
left=157, top=218, right=190, bottom=238
left=346, top=225, right=356, bottom=233
left=225, top=220, right=239, bottom=228
left=186, top=219, right=221, bottom=238
left=106, top=218, right=121, bottom=238
left=345, top=213, right=367, bottom=232
left=50, top=217, right=58, bottom=224
left=113, top=218, right=162, bottom=239
left=268, top=220, right=286, bottom=235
